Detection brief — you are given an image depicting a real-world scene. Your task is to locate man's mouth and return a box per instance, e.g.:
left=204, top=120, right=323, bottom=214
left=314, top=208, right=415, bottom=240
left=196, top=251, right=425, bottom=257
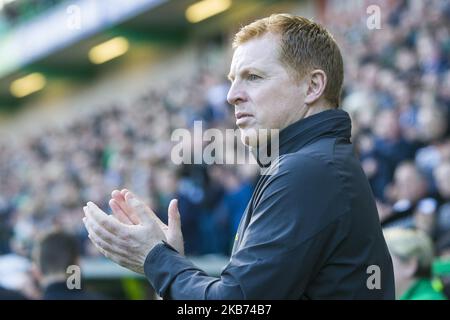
left=235, top=112, right=254, bottom=126
left=235, top=112, right=254, bottom=120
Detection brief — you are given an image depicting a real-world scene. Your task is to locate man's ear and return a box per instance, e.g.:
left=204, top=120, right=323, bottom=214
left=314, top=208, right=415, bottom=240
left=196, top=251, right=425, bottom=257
left=304, top=69, right=327, bottom=105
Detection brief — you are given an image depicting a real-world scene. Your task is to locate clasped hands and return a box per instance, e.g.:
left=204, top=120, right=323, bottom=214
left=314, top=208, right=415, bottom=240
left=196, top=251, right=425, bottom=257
left=82, top=189, right=184, bottom=274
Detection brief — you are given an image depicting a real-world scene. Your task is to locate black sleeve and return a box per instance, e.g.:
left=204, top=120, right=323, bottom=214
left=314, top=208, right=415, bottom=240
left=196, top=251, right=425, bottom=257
left=144, top=155, right=349, bottom=299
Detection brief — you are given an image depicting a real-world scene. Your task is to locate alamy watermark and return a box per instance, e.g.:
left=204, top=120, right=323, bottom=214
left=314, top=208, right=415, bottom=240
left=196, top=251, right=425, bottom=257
left=171, top=121, right=280, bottom=175
left=366, top=265, right=381, bottom=290
left=366, top=5, right=381, bottom=30
left=66, top=265, right=81, bottom=290
left=66, top=5, right=82, bottom=30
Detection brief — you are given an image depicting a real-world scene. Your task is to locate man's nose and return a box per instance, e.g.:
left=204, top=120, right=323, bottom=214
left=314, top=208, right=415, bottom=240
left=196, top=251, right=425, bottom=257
left=227, top=82, right=246, bottom=106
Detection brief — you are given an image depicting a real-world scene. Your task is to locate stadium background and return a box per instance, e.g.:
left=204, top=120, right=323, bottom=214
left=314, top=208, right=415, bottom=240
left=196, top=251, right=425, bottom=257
left=0, top=0, right=449, bottom=299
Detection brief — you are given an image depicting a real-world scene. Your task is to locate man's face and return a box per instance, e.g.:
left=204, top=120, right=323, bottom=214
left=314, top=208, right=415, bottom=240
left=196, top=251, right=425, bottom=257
left=227, top=33, right=307, bottom=146
left=394, top=164, right=426, bottom=202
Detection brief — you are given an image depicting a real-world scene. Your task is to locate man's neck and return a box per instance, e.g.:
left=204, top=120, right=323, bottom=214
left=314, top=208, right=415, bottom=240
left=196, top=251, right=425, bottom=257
left=304, top=104, right=334, bottom=119
left=286, top=103, right=334, bottom=130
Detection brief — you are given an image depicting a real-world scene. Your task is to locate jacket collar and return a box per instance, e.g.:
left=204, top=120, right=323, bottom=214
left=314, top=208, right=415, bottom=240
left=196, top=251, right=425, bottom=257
left=253, top=109, right=352, bottom=169
left=278, top=108, right=352, bottom=156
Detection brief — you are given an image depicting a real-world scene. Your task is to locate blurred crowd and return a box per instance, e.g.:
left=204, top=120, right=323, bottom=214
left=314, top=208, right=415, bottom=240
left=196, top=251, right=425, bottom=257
left=0, top=69, right=257, bottom=298
left=0, top=70, right=257, bottom=257
left=325, top=0, right=450, bottom=298
left=1, top=0, right=450, bottom=299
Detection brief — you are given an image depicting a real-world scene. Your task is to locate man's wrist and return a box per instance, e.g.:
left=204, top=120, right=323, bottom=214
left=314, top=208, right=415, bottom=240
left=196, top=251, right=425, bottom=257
left=143, top=239, right=184, bottom=299
left=145, top=240, right=178, bottom=267
left=160, top=240, right=179, bottom=253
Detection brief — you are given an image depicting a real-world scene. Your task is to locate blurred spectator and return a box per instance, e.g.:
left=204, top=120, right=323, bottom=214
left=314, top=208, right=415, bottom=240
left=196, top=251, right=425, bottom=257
left=0, top=251, right=35, bottom=299
left=381, top=161, right=438, bottom=235
left=434, top=162, right=450, bottom=242
left=384, top=228, right=446, bottom=300
left=32, top=230, right=106, bottom=299
left=359, top=110, right=417, bottom=201
left=209, top=165, right=254, bottom=253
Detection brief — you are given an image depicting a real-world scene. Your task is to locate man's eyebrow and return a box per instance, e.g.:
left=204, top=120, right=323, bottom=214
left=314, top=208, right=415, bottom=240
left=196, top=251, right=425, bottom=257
left=227, top=67, right=264, bottom=82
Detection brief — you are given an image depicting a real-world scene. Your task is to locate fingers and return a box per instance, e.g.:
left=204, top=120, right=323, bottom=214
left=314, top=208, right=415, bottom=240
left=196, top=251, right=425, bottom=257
left=83, top=207, right=128, bottom=249
left=111, top=189, right=140, bottom=225
left=112, top=189, right=167, bottom=230
left=109, top=198, right=133, bottom=225
left=123, top=192, right=154, bottom=225
left=168, top=199, right=181, bottom=233
left=112, top=189, right=123, bottom=199
left=112, top=189, right=129, bottom=203
left=84, top=202, right=125, bottom=234
left=83, top=205, right=143, bottom=269
left=124, top=191, right=167, bottom=230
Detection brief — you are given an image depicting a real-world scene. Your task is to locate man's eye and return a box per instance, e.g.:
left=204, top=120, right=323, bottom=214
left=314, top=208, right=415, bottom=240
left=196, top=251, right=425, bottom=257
left=247, top=74, right=261, bottom=81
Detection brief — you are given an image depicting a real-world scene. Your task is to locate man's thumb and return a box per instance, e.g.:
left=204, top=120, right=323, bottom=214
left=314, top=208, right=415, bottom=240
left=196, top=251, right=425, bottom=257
left=168, top=199, right=181, bottom=232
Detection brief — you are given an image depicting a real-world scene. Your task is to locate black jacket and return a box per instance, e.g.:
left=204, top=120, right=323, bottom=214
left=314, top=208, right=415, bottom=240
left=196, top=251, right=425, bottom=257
left=144, top=109, right=395, bottom=299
